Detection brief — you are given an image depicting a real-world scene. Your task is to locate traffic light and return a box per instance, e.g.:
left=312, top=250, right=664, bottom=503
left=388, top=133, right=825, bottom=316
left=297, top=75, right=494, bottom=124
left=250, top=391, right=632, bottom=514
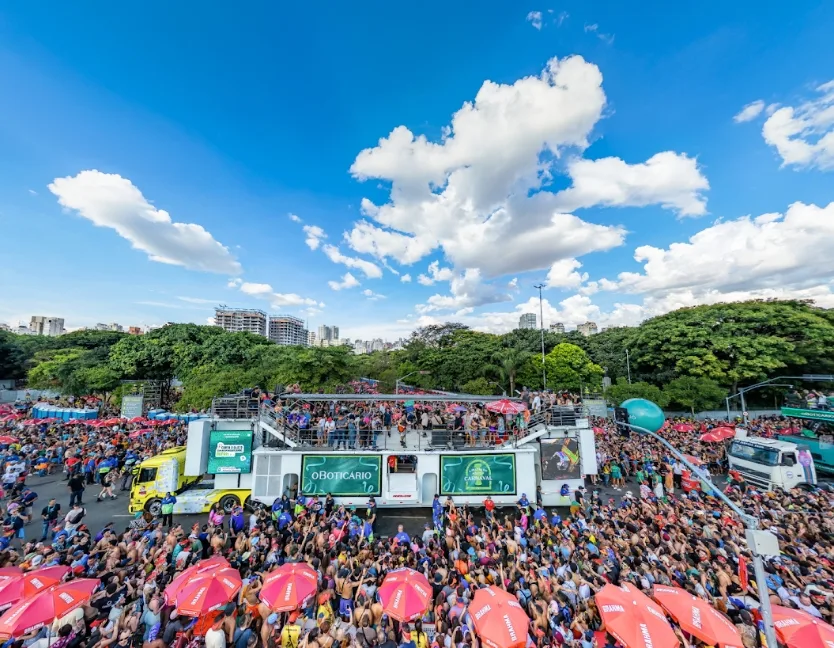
left=614, top=406, right=630, bottom=438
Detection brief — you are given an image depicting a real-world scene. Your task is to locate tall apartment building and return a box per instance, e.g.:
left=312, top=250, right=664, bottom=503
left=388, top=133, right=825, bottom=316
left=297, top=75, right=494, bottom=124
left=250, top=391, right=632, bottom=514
left=577, top=321, right=599, bottom=336
left=307, top=331, right=317, bottom=346
left=317, top=325, right=339, bottom=343
left=30, top=316, right=64, bottom=336
left=549, top=322, right=566, bottom=334
left=268, top=315, right=309, bottom=346
left=214, top=307, right=268, bottom=336
left=518, top=313, right=537, bottom=329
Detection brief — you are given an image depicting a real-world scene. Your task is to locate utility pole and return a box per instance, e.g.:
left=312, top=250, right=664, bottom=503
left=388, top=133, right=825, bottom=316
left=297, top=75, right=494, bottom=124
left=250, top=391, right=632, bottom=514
left=533, top=283, right=547, bottom=389
left=625, top=349, right=632, bottom=384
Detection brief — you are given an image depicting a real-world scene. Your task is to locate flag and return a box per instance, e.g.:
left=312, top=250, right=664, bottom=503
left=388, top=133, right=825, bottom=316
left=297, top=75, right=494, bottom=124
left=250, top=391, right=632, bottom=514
left=738, top=555, right=749, bottom=591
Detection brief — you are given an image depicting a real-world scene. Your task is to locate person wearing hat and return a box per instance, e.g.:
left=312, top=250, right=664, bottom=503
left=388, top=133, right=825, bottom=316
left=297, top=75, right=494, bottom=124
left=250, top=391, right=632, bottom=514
left=281, top=613, right=302, bottom=648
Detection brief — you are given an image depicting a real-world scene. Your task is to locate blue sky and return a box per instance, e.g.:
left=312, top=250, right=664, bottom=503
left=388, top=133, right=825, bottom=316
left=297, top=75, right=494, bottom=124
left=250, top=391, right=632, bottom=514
left=2, top=1, right=834, bottom=340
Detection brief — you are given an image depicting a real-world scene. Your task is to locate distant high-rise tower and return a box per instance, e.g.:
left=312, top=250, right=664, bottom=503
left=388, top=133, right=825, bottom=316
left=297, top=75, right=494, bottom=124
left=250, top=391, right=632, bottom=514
left=269, top=316, right=308, bottom=346
left=214, top=307, right=267, bottom=336
left=577, top=321, right=599, bottom=336
left=518, top=313, right=537, bottom=329
left=549, top=322, right=566, bottom=334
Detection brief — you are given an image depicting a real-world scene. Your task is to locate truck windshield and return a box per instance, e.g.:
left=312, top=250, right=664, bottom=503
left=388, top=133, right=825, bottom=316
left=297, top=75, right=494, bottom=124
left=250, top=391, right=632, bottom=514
left=137, top=467, right=158, bottom=484
left=729, top=441, right=780, bottom=466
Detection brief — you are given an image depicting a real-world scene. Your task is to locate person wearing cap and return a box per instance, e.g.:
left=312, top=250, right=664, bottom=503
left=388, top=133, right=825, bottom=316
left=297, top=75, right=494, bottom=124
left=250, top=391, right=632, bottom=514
left=281, top=613, right=302, bottom=648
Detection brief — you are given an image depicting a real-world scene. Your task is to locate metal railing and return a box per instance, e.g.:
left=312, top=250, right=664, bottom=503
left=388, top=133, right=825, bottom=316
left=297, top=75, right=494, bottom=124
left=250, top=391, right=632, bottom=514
left=259, top=403, right=587, bottom=451
left=211, top=394, right=260, bottom=419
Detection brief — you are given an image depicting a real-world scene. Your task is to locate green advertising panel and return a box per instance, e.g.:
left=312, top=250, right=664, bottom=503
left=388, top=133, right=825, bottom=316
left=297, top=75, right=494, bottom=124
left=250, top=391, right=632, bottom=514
left=207, top=430, right=253, bottom=474
left=440, top=454, right=516, bottom=495
left=782, top=407, right=834, bottom=423
left=301, top=455, right=382, bottom=496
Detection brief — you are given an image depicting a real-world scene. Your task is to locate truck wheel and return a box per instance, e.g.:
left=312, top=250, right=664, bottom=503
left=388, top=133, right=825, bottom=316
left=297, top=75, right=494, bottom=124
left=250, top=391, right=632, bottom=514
left=220, top=495, right=239, bottom=513
left=244, top=496, right=263, bottom=512
left=146, top=499, right=162, bottom=517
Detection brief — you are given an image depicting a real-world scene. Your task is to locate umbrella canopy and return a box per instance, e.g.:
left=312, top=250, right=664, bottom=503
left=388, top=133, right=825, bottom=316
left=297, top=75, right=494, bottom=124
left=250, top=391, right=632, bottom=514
left=595, top=583, right=678, bottom=648
left=260, top=563, right=319, bottom=612
left=128, top=416, right=145, bottom=424
left=700, top=432, right=727, bottom=443
left=470, top=586, right=530, bottom=648
left=128, top=428, right=152, bottom=439
left=0, top=436, right=17, bottom=445
left=0, top=579, right=99, bottom=639
left=0, top=566, right=70, bottom=612
left=164, top=555, right=229, bottom=606
left=652, top=585, right=742, bottom=648
left=672, top=423, right=695, bottom=432
left=485, top=400, right=526, bottom=415
left=681, top=454, right=704, bottom=467
left=378, top=568, right=433, bottom=622
left=712, top=427, right=736, bottom=440
left=170, top=567, right=242, bottom=617
left=772, top=605, right=834, bottom=648
left=593, top=426, right=605, bottom=436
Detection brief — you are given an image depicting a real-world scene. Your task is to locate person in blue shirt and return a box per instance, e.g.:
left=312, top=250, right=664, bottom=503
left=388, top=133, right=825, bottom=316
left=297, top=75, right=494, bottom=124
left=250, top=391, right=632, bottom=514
left=230, top=504, right=246, bottom=534
left=277, top=510, right=293, bottom=530
left=533, top=506, right=547, bottom=523
left=550, top=511, right=561, bottom=526
left=517, top=493, right=530, bottom=512
left=393, top=524, right=410, bottom=546
left=160, top=493, right=177, bottom=528
left=431, top=494, right=443, bottom=528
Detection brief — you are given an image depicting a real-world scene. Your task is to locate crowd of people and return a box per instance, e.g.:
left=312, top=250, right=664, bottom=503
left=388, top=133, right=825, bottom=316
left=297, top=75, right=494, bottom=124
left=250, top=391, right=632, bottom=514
left=0, top=395, right=830, bottom=648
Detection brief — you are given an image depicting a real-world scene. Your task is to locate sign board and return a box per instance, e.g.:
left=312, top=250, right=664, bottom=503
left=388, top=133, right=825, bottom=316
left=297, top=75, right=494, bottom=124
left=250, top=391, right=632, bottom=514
left=781, top=407, right=834, bottom=423
left=440, top=454, right=516, bottom=495
left=541, top=438, right=582, bottom=481
left=121, top=395, right=144, bottom=419
left=301, top=455, right=382, bottom=496
left=207, top=430, right=253, bottom=474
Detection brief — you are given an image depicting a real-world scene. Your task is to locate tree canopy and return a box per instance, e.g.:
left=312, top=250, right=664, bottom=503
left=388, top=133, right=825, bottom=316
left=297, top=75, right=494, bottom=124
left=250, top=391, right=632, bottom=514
left=2, top=300, right=833, bottom=411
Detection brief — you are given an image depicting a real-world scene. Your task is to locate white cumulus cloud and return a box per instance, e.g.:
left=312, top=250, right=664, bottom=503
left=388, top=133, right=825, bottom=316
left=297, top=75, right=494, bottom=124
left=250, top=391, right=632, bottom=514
left=322, top=244, right=382, bottom=278
left=328, top=272, right=361, bottom=291
left=236, top=280, right=320, bottom=309
left=288, top=213, right=302, bottom=223
left=526, top=11, right=543, bottom=29
left=546, top=258, right=588, bottom=289
left=733, top=100, right=765, bottom=123
left=49, top=170, right=241, bottom=274
left=303, top=225, right=327, bottom=250
left=400, top=274, right=412, bottom=283
left=761, top=81, right=834, bottom=170
left=362, top=289, right=386, bottom=301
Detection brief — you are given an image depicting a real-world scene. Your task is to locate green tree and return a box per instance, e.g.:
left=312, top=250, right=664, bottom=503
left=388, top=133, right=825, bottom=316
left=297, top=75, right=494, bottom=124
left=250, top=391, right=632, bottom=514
left=0, top=331, right=28, bottom=379
left=536, top=343, right=604, bottom=391
left=460, top=377, right=497, bottom=395
left=583, top=327, right=637, bottom=381
left=663, top=376, right=728, bottom=415
left=605, top=378, right=669, bottom=407
left=487, top=347, right=532, bottom=395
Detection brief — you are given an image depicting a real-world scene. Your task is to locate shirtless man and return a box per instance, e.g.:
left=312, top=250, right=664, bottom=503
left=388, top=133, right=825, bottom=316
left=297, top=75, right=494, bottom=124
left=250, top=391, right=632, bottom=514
left=335, top=566, right=363, bottom=621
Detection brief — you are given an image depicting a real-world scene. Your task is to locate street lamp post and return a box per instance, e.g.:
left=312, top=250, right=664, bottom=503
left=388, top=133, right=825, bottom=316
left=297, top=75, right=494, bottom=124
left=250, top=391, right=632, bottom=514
left=625, top=348, right=632, bottom=384
left=395, top=370, right=430, bottom=394
left=619, top=418, right=780, bottom=648
left=534, top=283, right=547, bottom=389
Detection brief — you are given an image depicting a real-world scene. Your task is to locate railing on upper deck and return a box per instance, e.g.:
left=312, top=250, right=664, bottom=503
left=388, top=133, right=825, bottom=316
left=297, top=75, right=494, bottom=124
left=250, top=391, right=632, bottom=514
left=258, top=401, right=587, bottom=451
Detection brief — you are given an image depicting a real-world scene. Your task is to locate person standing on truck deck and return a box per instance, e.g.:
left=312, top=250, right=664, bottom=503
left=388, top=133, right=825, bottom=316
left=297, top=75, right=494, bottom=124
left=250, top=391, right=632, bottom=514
left=161, top=492, right=176, bottom=528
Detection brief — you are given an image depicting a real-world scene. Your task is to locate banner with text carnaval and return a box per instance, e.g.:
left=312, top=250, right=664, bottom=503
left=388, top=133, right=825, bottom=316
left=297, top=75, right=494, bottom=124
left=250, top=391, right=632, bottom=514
left=207, top=430, right=253, bottom=474
left=440, top=454, right=516, bottom=495
left=301, top=455, right=382, bottom=496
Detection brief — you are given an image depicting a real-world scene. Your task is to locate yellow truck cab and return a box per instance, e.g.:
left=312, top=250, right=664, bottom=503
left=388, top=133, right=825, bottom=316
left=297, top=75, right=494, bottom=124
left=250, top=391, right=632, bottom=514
left=130, top=447, right=253, bottom=516
left=129, top=447, right=201, bottom=516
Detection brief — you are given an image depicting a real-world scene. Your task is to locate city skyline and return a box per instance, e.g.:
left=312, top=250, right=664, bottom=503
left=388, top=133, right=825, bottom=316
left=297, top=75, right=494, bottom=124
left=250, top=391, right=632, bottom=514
left=2, top=4, right=834, bottom=339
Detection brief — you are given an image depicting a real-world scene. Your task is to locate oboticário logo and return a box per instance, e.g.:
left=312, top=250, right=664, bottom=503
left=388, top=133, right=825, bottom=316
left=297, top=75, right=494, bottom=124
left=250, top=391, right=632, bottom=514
left=216, top=443, right=244, bottom=458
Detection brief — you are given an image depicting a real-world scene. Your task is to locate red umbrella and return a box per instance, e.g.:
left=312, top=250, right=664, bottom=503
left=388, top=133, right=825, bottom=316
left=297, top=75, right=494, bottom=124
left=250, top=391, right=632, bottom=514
left=171, top=567, right=242, bottom=617
left=164, top=556, right=229, bottom=606
left=260, top=563, right=318, bottom=612
left=128, top=416, right=145, bottom=424
left=595, top=583, right=678, bottom=648
left=772, top=605, right=834, bottom=648
left=129, top=428, right=152, bottom=439
left=0, top=566, right=70, bottom=612
left=652, top=585, right=742, bottom=648
left=0, top=578, right=99, bottom=639
left=700, top=432, right=727, bottom=443
left=682, top=454, right=704, bottom=466
left=712, top=426, right=736, bottom=440
left=378, top=568, right=433, bottom=622
left=485, top=400, right=526, bottom=415
left=672, top=423, right=695, bottom=433
left=593, top=426, right=605, bottom=436
left=470, top=586, right=530, bottom=648
left=0, top=436, right=17, bottom=445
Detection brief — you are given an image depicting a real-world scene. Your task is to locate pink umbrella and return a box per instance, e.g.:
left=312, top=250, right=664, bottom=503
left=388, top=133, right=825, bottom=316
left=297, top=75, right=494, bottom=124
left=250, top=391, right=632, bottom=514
left=0, top=579, right=99, bottom=639
left=128, top=428, right=153, bottom=439
left=378, top=568, right=432, bottom=621
left=592, top=426, right=605, bottom=436
left=485, top=399, right=526, bottom=415
left=260, top=563, right=318, bottom=612
left=128, top=416, right=145, bottom=424
left=0, top=566, right=70, bottom=612
left=672, top=423, right=695, bottom=433
left=170, top=567, right=242, bottom=617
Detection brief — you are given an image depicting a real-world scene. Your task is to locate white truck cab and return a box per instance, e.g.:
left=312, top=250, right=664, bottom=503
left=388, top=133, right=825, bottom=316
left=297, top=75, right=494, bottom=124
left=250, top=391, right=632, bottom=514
left=727, top=436, right=816, bottom=490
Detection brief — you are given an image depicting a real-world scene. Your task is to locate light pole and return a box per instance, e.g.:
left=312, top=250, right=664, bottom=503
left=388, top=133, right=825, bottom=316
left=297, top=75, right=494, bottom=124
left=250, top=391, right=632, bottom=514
left=395, top=370, right=430, bottom=394
left=625, top=348, right=632, bottom=384
left=533, top=283, right=547, bottom=389
left=619, top=417, right=780, bottom=648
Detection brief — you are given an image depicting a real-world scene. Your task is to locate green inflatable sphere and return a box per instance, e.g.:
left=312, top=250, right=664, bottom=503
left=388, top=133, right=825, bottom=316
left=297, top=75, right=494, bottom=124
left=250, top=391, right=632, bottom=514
left=621, top=398, right=665, bottom=434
